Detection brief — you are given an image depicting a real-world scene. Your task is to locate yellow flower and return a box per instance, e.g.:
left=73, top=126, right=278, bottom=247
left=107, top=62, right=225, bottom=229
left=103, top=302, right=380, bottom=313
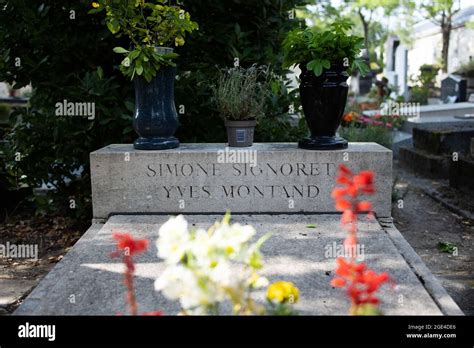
left=92, top=2, right=100, bottom=8
left=267, top=281, right=299, bottom=304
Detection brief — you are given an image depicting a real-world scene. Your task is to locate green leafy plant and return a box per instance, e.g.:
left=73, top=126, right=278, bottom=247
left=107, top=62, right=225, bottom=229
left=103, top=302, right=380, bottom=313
left=174, top=0, right=309, bottom=143
left=339, top=122, right=392, bottom=149
left=455, top=60, right=474, bottom=78
left=282, top=19, right=370, bottom=76
left=409, top=64, right=439, bottom=104
left=0, top=0, right=308, bottom=222
left=212, top=65, right=270, bottom=121
left=90, top=0, right=198, bottom=82
left=437, top=242, right=457, bottom=254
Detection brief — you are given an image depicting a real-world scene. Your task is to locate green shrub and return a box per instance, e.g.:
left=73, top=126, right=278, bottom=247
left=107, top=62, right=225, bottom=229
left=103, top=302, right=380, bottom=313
left=456, top=60, right=474, bottom=78
left=0, top=0, right=308, bottom=220
left=0, top=1, right=135, bottom=220
left=339, top=123, right=392, bottom=149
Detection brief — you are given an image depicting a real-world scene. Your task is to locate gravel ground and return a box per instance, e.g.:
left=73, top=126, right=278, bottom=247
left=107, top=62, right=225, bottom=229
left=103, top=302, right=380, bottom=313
left=392, top=161, right=474, bottom=315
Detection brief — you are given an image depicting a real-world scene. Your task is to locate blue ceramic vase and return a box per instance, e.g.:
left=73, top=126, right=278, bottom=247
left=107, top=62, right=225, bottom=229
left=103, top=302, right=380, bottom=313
left=133, top=48, right=179, bottom=150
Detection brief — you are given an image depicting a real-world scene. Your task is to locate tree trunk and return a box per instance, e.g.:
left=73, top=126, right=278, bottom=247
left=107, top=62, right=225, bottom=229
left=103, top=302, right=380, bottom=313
left=358, top=11, right=370, bottom=58
left=441, top=22, right=451, bottom=73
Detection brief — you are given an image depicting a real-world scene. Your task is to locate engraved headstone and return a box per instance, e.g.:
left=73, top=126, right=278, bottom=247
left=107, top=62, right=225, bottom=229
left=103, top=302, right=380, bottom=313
left=90, top=143, right=392, bottom=219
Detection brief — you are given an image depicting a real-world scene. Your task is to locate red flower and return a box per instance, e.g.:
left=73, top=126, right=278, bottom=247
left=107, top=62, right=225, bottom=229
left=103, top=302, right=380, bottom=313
left=331, top=278, right=346, bottom=287
left=331, top=187, right=347, bottom=199
left=330, top=165, right=392, bottom=315
left=110, top=232, right=150, bottom=316
left=112, top=232, right=148, bottom=256
left=356, top=201, right=372, bottom=212
left=341, top=210, right=355, bottom=225
left=344, top=234, right=358, bottom=248
left=332, top=165, right=375, bottom=231
left=332, top=257, right=390, bottom=306
left=335, top=199, right=351, bottom=211
left=339, top=164, right=353, bottom=175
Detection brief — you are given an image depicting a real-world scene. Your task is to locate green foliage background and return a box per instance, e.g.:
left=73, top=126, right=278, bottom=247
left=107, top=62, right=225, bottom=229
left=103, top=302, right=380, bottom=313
left=0, top=0, right=308, bottom=220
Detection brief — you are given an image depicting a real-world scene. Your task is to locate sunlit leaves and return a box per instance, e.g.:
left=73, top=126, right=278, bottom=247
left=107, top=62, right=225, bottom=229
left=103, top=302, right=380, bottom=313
left=90, top=0, right=198, bottom=81
left=283, top=19, right=367, bottom=76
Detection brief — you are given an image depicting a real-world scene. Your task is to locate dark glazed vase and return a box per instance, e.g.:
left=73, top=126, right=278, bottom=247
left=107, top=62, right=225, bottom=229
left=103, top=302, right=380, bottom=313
left=298, top=63, right=349, bottom=150
left=133, top=48, right=179, bottom=150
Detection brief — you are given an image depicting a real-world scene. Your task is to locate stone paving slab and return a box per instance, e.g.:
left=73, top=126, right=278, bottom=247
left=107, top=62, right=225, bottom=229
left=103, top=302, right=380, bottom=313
left=15, top=214, right=447, bottom=315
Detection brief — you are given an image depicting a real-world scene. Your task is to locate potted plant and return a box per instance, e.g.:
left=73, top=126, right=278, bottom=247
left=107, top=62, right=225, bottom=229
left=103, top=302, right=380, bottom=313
left=212, top=65, right=269, bottom=147
left=91, top=0, right=198, bottom=150
left=283, top=19, right=370, bottom=150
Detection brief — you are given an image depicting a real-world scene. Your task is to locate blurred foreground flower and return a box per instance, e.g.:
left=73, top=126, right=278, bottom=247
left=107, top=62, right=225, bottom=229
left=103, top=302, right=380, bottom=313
left=266, top=281, right=299, bottom=315
left=154, top=213, right=299, bottom=315
left=111, top=232, right=162, bottom=316
left=267, top=281, right=299, bottom=303
left=331, top=165, right=391, bottom=315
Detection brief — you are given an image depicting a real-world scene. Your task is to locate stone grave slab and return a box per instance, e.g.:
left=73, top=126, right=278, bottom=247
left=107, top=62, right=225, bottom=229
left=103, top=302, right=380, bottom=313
left=15, top=214, right=454, bottom=315
left=90, top=143, right=392, bottom=219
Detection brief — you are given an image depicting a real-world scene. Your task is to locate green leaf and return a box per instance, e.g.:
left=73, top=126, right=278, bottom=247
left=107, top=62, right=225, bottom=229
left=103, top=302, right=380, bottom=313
left=106, top=19, right=120, bottom=34
left=321, top=60, right=330, bottom=70
left=129, top=50, right=140, bottom=60
left=96, top=66, right=103, bottom=79
left=113, top=47, right=129, bottom=54
left=307, top=59, right=323, bottom=76
left=136, top=61, right=143, bottom=75
left=306, top=224, right=317, bottom=228
left=352, top=59, right=371, bottom=77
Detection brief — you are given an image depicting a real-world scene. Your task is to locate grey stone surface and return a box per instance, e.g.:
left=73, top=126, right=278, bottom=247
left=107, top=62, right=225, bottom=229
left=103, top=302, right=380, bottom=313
left=16, top=214, right=444, bottom=315
left=402, top=117, right=474, bottom=133
left=90, top=143, right=392, bottom=219
left=0, top=279, right=37, bottom=306
left=379, top=217, right=463, bottom=315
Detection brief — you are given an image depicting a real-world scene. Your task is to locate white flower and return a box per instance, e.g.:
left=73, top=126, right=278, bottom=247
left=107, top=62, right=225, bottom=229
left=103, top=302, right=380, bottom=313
left=208, top=260, right=233, bottom=287
left=155, top=265, right=200, bottom=306
left=156, top=215, right=189, bottom=264
left=154, top=214, right=273, bottom=315
left=189, top=228, right=212, bottom=263
left=251, top=275, right=269, bottom=288
left=211, top=222, right=255, bottom=257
